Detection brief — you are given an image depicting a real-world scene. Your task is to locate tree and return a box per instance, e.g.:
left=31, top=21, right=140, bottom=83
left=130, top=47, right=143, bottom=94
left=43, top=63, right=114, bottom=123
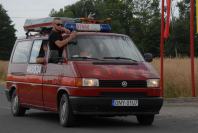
left=0, top=4, right=16, bottom=60
left=164, top=0, right=191, bottom=57
left=49, top=0, right=161, bottom=56
left=129, top=0, right=161, bottom=56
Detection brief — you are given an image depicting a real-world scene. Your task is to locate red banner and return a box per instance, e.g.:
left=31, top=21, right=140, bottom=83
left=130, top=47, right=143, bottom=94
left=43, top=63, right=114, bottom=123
left=164, top=0, right=171, bottom=39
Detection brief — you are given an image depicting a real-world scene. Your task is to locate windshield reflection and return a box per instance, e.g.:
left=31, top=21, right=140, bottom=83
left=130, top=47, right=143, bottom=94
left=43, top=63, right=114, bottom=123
left=67, top=35, right=144, bottom=62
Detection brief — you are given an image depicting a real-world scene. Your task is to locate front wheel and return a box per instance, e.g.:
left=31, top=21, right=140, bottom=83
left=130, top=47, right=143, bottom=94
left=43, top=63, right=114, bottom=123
left=59, top=94, right=75, bottom=127
left=11, top=90, right=26, bottom=116
left=136, top=114, right=154, bottom=125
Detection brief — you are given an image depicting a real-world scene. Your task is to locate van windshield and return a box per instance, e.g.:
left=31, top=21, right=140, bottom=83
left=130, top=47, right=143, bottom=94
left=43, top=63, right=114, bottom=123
left=67, top=35, right=144, bottom=62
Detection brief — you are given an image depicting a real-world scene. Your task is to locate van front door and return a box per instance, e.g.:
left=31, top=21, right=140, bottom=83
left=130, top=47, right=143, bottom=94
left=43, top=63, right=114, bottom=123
left=26, top=40, right=47, bottom=107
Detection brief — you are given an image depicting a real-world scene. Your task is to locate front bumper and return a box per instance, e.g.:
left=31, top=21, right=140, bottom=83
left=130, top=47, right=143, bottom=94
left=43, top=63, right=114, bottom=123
left=70, top=96, right=163, bottom=115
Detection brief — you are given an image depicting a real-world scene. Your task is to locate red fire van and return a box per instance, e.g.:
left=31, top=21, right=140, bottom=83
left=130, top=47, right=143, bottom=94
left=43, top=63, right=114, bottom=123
left=5, top=17, right=163, bottom=127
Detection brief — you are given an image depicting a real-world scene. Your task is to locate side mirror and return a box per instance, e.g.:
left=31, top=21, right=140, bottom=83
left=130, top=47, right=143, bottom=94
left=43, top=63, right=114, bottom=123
left=49, top=50, right=64, bottom=63
left=144, top=53, right=153, bottom=62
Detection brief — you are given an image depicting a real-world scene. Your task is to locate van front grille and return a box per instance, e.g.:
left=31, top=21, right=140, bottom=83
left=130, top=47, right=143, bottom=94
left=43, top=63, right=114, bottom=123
left=99, top=80, right=147, bottom=88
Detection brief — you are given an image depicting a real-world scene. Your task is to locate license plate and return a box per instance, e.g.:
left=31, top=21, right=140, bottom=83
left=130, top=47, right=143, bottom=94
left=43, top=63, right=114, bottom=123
left=112, top=100, right=139, bottom=107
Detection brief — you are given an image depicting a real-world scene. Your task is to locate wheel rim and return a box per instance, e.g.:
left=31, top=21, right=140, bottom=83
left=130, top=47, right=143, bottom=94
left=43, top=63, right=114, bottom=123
left=12, top=95, right=18, bottom=113
left=60, top=101, right=67, bottom=122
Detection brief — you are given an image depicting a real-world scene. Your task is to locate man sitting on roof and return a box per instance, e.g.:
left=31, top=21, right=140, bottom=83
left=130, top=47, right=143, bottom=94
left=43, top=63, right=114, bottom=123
left=49, top=17, right=76, bottom=57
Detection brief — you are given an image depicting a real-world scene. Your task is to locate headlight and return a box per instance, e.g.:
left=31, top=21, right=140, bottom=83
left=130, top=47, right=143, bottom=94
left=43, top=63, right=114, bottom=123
left=147, top=79, right=160, bottom=88
left=82, top=78, right=99, bottom=87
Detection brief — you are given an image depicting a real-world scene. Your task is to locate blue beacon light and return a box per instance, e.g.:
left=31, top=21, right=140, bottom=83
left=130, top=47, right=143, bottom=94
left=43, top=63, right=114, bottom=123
left=100, top=24, right=111, bottom=32
left=64, top=23, right=76, bottom=32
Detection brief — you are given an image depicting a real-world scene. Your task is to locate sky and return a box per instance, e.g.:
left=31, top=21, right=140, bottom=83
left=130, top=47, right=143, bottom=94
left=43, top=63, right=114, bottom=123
left=0, top=0, right=80, bottom=37
left=1, top=0, right=180, bottom=37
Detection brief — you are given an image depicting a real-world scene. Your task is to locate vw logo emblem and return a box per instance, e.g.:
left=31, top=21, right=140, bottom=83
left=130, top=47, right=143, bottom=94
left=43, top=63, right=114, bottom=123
left=121, top=81, right=128, bottom=87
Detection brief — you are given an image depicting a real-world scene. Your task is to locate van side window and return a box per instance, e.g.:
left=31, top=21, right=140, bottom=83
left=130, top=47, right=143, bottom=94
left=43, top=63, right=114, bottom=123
left=30, top=40, right=42, bottom=63
left=30, top=40, right=48, bottom=63
left=29, top=40, right=42, bottom=63
left=12, top=41, right=32, bottom=63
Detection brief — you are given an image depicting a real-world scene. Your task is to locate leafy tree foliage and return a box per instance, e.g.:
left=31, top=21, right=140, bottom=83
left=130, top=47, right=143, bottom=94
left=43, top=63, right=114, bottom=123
left=50, top=0, right=197, bottom=57
left=0, top=4, right=16, bottom=60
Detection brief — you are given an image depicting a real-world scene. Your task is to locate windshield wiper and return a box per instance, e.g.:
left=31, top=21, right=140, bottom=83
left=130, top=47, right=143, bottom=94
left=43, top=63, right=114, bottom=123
left=103, top=57, right=138, bottom=62
left=71, top=56, right=101, bottom=61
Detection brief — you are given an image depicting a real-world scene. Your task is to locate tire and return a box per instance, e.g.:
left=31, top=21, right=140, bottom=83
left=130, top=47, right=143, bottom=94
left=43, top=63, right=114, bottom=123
left=59, top=93, right=75, bottom=127
left=136, top=114, right=154, bottom=126
left=11, top=90, right=26, bottom=116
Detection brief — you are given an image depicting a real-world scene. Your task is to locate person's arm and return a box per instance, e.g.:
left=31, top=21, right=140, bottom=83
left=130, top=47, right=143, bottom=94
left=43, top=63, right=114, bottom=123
left=61, top=27, right=71, bottom=34
left=36, top=57, right=45, bottom=64
left=55, top=32, right=76, bottom=48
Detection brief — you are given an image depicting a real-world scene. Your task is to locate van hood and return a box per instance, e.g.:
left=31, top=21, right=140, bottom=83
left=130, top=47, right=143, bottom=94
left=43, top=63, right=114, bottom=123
left=74, top=61, right=159, bottom=80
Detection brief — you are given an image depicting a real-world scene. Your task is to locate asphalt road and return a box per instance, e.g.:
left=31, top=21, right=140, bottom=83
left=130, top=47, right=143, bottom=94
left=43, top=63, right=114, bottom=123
left=1, top=86, right=198, bottom=133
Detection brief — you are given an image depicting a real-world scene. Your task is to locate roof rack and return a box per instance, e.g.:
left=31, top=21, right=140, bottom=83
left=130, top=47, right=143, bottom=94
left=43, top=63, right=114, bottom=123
left=24, top=17, right=112, bottom=38
left=24, top=17, right=76, bottom=38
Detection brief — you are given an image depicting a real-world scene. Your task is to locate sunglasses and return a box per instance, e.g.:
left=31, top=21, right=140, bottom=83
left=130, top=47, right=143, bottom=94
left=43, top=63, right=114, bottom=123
left=56, top=23, right=63, bottom=27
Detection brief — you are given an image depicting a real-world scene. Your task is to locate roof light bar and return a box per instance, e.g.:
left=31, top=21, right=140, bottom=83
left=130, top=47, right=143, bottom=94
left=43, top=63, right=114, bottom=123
left=64, top=23, right=111, bottom=32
